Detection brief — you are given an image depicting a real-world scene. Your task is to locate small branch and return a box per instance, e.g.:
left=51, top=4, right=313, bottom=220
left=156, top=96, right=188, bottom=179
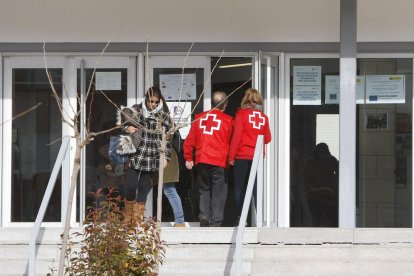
left=43, top=42, right=75, bottom=128
left=1, top=103, right=42, bottom=125
left=187, top=76, right=253, bottom=126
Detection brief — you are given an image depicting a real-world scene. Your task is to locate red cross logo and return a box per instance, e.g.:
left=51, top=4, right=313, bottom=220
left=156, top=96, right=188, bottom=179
left=249, top=111, right=265, bottom=129
left=199, top=113, right=221, bottom=135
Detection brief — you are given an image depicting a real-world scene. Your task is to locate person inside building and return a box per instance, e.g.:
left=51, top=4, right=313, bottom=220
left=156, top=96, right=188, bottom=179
left=121, top=86, right=172, bottom=225
left=228, top=88, right=272, bottom=226
left=157, top=98, right=186, bottom=227
left=183, top=91, right=233, bottom=227
left=303, top=142, right=339, bottom=227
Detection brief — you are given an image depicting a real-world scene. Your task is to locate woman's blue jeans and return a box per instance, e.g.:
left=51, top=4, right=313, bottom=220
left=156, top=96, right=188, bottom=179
left=163, top=183, right=185, bottom=224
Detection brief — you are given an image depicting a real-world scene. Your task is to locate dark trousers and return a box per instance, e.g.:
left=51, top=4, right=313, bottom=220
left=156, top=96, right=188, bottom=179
left=197, top=163, right=227, bottom=226
left=307, top=191, right=338, bottom=227
left=125, top=168, right=154, bottom=203
left=234, top=159, right=256, bottom=218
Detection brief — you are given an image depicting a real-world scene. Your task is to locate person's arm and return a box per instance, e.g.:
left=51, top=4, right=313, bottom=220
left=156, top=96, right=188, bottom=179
left=228, top=113, right=243, bottom=165
left=264, top=116, right=272, bottom=144
left=183, top=122, right=196, bottom=169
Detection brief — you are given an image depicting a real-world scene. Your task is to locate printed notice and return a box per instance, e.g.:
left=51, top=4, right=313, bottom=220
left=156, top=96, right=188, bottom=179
left=160, top=74, right=196, bottom=100
left=293, top=86, right=321, bottom=105
left=366, top=75, right=405, bottom=104
left=95, top=72, right=122, bottom=91
left=293, top=66, right=321, bottom=105
left=325, top=75, right=365, bottom=104
left=166, top=102, right=192, bottom=139
left=293, top=66, right=321, bottom=86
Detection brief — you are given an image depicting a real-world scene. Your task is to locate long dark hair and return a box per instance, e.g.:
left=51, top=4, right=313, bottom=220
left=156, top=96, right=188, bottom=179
left=145, top=86, right=169, bottom=113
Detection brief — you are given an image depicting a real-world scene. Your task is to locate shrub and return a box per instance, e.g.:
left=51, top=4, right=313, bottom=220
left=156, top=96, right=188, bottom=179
left=64, top=189, right=166, bottom=275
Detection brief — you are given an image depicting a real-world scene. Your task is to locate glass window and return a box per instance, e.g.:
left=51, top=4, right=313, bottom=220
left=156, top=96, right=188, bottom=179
left=290, top=58, right=340, bottom=227
left=12, top=69, right=62, bottom=222
left=77, top=69, right=128, bottom=214
left=357, top=58, right=412, bottom=227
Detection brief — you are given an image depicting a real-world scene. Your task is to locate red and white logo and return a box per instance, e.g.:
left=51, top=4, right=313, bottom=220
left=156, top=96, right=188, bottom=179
left=199, top=113, right=221, bottom=135
left=249, top=111, right=265, bottom=129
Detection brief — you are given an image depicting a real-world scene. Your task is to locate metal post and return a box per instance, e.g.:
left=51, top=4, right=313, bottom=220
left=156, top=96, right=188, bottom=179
left=235, top=135, right=263, bottom=276
left=29, top=136, right=70, bottom=276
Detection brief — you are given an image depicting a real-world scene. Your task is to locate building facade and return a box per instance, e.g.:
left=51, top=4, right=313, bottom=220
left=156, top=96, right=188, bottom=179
left=0, top=0, right=413, bottom=230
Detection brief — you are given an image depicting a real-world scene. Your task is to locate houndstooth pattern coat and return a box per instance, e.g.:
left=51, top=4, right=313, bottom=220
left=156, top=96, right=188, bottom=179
left=126, top=101, right=172, bottom=172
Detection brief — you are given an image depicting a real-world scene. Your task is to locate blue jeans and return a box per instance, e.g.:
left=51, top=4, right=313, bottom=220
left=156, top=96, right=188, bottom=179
left=163, top=183, right=185, bottom=224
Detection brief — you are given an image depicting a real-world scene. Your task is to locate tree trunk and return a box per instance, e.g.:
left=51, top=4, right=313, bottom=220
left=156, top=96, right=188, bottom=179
left=58, top=136, right=82, bottom=276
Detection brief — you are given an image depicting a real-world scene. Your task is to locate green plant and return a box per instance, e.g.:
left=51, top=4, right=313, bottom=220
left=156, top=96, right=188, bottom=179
left=64, top=189, right=166, bottom=275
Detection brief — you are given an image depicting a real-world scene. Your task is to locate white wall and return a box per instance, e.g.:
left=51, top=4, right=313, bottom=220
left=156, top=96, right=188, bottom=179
left=0, top=1, right=413, bottom=44
left=0, top=0, right=340, bottom=43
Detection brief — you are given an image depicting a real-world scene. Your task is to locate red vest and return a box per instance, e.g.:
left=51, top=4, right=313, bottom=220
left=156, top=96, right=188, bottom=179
left=229, top=108, right=271, bottom=161
left=184, top=109, right=233, bottom=168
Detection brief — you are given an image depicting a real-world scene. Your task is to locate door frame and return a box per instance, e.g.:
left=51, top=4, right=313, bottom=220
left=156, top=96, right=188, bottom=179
left=1, top=54, right=137, bottom=227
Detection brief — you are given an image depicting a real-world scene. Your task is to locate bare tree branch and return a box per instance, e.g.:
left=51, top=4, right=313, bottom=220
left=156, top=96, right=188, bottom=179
left=1, top=103, right=42, bottom=126
left=43, top=43, right=75, bottom=128
left=191, top=50, right=224, bottom=115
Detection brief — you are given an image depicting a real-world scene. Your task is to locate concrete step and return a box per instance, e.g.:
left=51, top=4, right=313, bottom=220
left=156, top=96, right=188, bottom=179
left=250, top=261, right=414, bottom=276
left=0, top=260, right=58, bottom=275
left=159, top=260, right=252, bottom=276
left=0, top=245, right=60, bottom=260
left=2, top=228, right=414, bottom=275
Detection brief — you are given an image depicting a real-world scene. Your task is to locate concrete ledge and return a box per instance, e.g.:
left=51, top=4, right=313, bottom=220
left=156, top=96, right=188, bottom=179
left=160, top=227, right=259, bottom=244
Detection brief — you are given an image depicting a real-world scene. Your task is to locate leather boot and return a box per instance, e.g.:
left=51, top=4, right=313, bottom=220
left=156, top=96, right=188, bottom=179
left=124, top=201, right=135, bottom=224
left=132, top=202, right=146, bottom=225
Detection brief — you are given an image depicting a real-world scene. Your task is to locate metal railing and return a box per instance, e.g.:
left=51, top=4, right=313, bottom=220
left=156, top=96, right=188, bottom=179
left=235, top=135, right=264, bottom=276
left=28, top=135, right=71, bottom=276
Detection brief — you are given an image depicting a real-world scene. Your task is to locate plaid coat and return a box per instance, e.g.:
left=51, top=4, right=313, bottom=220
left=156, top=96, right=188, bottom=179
left=128, top=102, right=171, bottom=172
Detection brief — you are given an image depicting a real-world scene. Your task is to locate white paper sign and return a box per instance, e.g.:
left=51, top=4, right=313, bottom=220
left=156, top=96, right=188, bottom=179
left=293, top=66, right=321, bottom=86
left=95, top=72, right=122, bottom=90
left=325, top=75, right=365, bottom=104
left=293, top=66, right=322, bottom=105
left=160, top=74, right=196, bottom=100
left=166, top=101, right=192, bottom=139
left=356, top=76, right=366, bottom=104
left=325, top=75, right=340, bottom=104
left=293, top=86, right=321, bottom=105
left=366, top=75, right=405, bottom=104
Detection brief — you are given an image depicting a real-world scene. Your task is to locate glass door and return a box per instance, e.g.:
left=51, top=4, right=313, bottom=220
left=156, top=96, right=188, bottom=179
left=73, top=56, right=136, bottom=223
left=2, top=56, right=65, bottom=226
left=144, top=55, right=210, bottom=223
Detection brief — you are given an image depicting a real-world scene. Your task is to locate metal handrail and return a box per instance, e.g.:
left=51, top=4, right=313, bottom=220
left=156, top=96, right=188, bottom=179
left=28, top=135, right=71, bottom=276
left=235, top=135, right=264, bottom=276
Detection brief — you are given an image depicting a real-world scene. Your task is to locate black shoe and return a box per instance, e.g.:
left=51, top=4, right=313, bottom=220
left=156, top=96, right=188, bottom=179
left=199, top=217, right=209, bottom=227
left=209, top=222, right=222, bottom=227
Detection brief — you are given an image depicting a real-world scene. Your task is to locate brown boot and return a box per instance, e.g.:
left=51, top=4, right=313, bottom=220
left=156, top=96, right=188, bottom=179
left=124, top=201, right=135, bottom=224
left=132, top=202, right=146, bottom=225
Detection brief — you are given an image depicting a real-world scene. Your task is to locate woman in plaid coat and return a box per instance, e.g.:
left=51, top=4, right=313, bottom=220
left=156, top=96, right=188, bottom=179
left=122, top=86, right=172, bottom=224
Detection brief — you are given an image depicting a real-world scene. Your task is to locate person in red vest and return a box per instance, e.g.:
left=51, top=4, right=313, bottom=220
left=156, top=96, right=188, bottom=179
left=184, top=91, right=233, bottom=227
left=228, top=88, right=272, bottom=224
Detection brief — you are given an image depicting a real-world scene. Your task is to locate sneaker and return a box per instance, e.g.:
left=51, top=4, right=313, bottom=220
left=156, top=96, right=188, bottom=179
left=174, top=223, right=186, bottom=227
left=199, top=218, right=209, bottom=227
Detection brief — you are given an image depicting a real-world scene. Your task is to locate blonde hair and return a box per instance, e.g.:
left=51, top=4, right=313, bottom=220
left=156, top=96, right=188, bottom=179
left=240, top=88, right=263, bottom=107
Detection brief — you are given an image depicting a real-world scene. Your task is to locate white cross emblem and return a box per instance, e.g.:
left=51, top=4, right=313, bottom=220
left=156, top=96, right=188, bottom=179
left=199, top=113, right=221, bottom=135
left=249, top=111, right=265, bottom=129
